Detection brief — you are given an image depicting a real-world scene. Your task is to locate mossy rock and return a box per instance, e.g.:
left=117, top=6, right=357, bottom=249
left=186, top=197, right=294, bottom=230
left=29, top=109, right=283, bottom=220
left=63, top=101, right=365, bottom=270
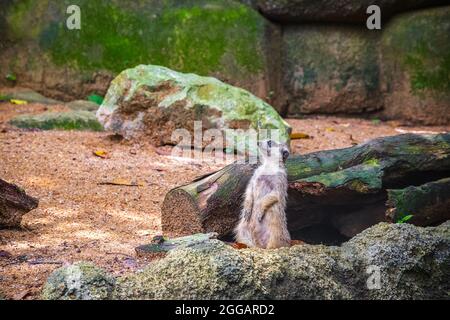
left=1, top=89, right=61, bottom=105
left=252, top=0, right=448, bottom=23
left=283, top=25, right=381, bottom=115
left=66, top=100, right=99, bottom=112
left=42, top=222, right=450, bottom=299
left=0, top=0, right=277, bottom=102
left=380, top=6, right=450, bottom=125
left=97, top=64, right=290, bottom=152
left=42, top=262, right=115, bottom=300
left=10, top=110, right=103, bottom=131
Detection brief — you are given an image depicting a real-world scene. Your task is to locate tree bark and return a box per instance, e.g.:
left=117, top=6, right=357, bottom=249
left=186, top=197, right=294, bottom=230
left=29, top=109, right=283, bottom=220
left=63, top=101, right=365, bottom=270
left=0, top=179, right=38, bottom=228
left=161, top=133, right=450, bottom=242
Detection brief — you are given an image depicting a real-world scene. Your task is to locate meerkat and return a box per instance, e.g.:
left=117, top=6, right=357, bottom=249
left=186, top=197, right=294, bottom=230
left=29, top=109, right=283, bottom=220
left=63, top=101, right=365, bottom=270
left=235, top=139, right=291, bottom=249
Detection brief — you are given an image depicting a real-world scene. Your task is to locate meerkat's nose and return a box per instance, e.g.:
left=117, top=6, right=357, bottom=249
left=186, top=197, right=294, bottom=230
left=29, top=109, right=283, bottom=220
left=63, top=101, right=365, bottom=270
left=282, top=149, right=290, bottom=161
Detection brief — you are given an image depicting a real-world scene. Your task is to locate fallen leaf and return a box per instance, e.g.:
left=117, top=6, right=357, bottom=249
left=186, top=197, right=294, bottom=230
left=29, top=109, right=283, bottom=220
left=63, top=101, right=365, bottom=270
left=10, top=99, right=28, bottom=105
left=87, top=94, right=104, bottom=105
left=290, top=132, right=311, bottom=140
left=98, top=178, right=144, bottom=187
left=231, top=242, right=248, bottom=249
left=93, top=150, right=108, bottom=158
left=325, top=127, right=335, bottom=132
left=6, top=73, right=17, bottom=82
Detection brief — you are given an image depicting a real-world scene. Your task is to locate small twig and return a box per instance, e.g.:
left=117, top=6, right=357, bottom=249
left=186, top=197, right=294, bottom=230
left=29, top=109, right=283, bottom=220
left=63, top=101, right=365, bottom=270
left=27, top=260, right=63, bottom=265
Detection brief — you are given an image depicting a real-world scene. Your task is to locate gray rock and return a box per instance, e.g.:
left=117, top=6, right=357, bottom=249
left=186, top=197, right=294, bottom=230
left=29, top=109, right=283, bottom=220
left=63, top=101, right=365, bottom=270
left=10, top=110, right=103, bottom=131
left=42, top=222, right=450, bottom=299
left=97, top=64, right=290, bottom=152
left=135, top=232, right=218, bottom=255
left=3, top=89, right=61, bottom=105
left=380, top=6, right=450, bottom=125
left=0, top=0, right=277, bottom=103
left=42, top=262, right=116, bottom=300
left=283, top=25, right=381, bottom=115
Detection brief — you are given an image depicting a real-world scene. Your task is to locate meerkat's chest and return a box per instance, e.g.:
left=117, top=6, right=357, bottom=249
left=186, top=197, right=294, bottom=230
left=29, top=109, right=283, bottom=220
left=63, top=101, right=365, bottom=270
left=252, top=172, right=286, bottom=194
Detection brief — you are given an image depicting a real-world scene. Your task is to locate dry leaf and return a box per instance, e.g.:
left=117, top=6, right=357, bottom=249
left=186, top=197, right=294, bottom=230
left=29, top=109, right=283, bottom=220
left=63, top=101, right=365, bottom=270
left=290, top=132, right=311, bottom=140
left=231, top=242, right=248, bottom=249
left=325, top=127, right=335, bottom=132
left=93, top=150, right=108, bottom=158
left=98, top=178, right=144, bottom=187
left=10, top=99, right=28, bottom=105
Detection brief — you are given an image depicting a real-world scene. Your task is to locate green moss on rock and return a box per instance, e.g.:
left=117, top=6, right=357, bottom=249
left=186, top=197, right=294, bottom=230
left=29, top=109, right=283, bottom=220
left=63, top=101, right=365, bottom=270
left=382, top=7, right=450, bottom=93
left=283, top=25, right=381, bottom=115
left=5, top=0, right=266, bottom=79
left=97, top=64, right=290, bottom=152
left=42, top=262, right=115, bottom=300
left=42, top=222, right=450, bottom=299
left=381, top=6, right=450, bottom=125
left=10, top=110, right=103, bottom=131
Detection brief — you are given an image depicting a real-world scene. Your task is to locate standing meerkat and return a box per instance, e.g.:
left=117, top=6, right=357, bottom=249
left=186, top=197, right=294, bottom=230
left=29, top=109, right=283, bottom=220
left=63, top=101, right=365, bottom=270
left=235, top=139, right=291, bottom=249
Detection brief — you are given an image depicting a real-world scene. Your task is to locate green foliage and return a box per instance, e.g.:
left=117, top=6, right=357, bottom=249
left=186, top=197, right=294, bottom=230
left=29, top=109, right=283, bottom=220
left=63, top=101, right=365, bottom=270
left=0, top=94, right=12, bottom=101
left=87, top=94, right=104, bottom=105
left=397, top=214, right=413, bottom=224
left=371, top=118, right=381, bottom=125
left=5, top=73, right=17, bottom=81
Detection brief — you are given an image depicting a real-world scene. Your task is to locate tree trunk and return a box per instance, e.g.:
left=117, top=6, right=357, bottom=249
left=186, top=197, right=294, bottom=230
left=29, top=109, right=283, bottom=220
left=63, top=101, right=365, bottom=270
left=161, top=133, right=450, bottom=243
left=0, top=179, right=38, bottom=228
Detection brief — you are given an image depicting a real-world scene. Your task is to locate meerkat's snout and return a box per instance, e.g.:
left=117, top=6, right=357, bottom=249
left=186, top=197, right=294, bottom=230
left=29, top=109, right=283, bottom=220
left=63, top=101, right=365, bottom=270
left=282, top=148, right=290, bottom=162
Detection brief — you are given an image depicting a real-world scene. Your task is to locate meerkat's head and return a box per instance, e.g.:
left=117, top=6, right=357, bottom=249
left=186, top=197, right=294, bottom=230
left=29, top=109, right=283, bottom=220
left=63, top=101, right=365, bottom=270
left=257, top=139, right=290, bottom=165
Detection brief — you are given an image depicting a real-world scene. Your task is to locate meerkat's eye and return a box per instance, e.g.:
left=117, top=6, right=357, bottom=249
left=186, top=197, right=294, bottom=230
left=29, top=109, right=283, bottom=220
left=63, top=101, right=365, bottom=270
left=267, top=140, right=272, bottom=148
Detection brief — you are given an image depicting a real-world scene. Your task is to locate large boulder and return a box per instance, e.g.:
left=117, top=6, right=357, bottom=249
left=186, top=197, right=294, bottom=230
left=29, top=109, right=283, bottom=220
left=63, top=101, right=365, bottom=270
left=0, top=0, right=280, bottom=104
left=380, top=7, right=450, bottom=125
left=251, top=0, right=449, bottom=23
left=96, top=65, right=290, bottom=151
left=42, top=222, right=450, bottom=299
left=282, top=26, right=381, bottom=115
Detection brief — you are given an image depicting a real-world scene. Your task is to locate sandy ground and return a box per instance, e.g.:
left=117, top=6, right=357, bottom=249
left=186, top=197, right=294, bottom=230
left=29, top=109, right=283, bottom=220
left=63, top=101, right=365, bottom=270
left=0, top=101, right=448, bottom=300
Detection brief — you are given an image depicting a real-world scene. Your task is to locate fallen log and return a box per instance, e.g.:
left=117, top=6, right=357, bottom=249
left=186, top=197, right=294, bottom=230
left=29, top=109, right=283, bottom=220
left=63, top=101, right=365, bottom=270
left=0, top=179, right=38, bottom=228
left=161, top=133, right=450, bottom=244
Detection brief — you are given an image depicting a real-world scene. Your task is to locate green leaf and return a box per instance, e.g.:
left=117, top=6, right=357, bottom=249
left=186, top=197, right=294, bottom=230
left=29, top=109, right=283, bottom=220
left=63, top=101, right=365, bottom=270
left=0, top=94, right=12, bottom=101
left=87, top=94, right=104, bottom=105
left=397, top=214, right=413, bottom=224
left=371, top=118, right=381, bottom=125
left=5, top=73, right=17, bottom=82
